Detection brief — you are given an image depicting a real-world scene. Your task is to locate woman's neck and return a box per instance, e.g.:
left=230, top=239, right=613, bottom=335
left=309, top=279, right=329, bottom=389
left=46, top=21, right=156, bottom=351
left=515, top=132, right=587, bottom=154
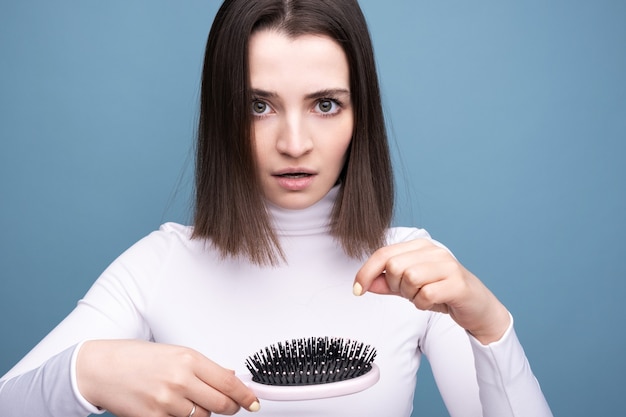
left=267, top=186, right=339, bottom=235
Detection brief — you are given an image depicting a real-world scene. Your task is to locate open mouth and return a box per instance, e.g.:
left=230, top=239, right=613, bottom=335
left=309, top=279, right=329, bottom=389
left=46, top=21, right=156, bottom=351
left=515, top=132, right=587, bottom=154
left=273, top=171, right=315, bottom=190
left=276, top=173, right=312, bottom=179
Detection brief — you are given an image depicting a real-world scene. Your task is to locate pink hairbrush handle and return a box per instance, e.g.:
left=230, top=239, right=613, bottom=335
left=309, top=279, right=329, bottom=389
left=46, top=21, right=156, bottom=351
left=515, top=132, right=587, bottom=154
left=239, top=363, right=380, bottom=401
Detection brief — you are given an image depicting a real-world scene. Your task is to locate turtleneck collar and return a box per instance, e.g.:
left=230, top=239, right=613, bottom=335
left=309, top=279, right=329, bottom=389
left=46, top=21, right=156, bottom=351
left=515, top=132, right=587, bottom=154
left=266, top=186, right=340, bottom=236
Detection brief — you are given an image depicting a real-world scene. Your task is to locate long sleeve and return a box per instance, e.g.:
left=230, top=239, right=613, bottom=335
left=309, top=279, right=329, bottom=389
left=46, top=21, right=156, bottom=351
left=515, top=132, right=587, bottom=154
left=0, top=230, right=166, bottom=416
left=422, top=312, right=552, bottom=417
left=0, top=344, right=101, bottom=416
left=468, top=317, right=552, bottom=416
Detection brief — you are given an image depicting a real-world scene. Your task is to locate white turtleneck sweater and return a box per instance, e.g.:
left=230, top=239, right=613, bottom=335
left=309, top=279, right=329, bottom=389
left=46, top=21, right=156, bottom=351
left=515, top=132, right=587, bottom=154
left=0, top=188, right=552, bottom=416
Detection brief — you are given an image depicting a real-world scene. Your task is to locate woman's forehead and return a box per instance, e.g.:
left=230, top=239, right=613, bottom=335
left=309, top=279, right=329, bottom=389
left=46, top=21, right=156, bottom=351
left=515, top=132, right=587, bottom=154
left=248, top=30, right=350, bottom=94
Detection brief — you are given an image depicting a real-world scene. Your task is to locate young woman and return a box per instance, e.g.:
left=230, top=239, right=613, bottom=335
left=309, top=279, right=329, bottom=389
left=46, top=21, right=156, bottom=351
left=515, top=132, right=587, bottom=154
left=0, top=1, right=553, bottom=416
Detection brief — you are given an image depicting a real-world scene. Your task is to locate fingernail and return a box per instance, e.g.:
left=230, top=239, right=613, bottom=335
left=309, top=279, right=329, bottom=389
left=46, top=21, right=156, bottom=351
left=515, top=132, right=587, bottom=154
left=249, top=400, right=261, bottom=412
left=353, top=282, right=363, bottom=296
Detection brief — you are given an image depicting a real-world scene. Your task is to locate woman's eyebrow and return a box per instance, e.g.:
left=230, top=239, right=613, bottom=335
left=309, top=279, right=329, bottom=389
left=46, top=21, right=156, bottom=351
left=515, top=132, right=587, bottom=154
left=250, top=88, right=351, bottom=99
left=251, top=88, right=278, bottom=98
left=305, top=88, right=350, bottom=100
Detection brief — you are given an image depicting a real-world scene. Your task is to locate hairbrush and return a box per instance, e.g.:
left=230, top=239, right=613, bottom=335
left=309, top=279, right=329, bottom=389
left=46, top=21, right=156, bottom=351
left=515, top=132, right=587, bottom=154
left=241, top=336, right=379, bottom=401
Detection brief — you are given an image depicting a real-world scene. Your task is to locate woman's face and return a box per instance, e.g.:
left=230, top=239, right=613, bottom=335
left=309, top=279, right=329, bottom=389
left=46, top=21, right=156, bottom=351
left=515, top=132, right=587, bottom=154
left=248, top=29, right=354, bottom=210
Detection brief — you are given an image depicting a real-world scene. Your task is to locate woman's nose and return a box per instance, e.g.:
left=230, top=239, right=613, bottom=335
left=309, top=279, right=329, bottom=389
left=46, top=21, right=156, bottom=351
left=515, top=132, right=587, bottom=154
left=275, top=114, right=313, bottom=157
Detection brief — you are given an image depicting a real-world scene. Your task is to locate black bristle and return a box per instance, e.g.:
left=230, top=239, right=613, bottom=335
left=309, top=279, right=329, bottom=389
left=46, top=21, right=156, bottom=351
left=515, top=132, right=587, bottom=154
left=245, top=337, right=377, bottom=386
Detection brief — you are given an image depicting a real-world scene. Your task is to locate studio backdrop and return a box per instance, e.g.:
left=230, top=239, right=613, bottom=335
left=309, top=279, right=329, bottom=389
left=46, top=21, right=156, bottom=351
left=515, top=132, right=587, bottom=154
left=1, top=1, right=624, bottom=416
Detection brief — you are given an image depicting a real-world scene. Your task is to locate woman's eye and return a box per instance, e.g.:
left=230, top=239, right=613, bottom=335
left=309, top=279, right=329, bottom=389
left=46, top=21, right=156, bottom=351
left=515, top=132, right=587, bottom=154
left=252, top=100, right=270, bottom=115
left=316, top=99, right=339, bottom=114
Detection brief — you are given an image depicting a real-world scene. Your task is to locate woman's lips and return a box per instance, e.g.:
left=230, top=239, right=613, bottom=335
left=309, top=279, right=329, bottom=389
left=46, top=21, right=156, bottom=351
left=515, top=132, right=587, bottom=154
left=273, top=171, right=316, bottom=191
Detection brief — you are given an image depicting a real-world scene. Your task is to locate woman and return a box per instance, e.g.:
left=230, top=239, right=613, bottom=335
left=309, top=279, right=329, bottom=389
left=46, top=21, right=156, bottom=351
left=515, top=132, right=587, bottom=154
left=0, top=1, right=552, bottom=416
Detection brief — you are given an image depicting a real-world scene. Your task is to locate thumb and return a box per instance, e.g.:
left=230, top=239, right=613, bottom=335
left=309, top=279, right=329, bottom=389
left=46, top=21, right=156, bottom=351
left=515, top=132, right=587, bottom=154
left=354, top=273, right=394, bottom=296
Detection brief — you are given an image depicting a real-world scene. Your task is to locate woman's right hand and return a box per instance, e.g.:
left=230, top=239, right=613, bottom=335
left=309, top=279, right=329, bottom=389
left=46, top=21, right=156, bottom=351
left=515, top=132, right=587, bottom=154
left=76, top=340, right=260, bottom=417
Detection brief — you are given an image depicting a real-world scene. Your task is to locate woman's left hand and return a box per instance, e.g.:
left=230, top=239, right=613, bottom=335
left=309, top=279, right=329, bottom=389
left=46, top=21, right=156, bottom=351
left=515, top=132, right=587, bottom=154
left=353, top=238, right=511, bottom=344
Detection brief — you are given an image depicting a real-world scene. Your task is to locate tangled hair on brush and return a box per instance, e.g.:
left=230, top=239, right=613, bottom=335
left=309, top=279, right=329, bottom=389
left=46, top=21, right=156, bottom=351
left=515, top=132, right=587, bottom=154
left=192, top=0, right=394, bottom=265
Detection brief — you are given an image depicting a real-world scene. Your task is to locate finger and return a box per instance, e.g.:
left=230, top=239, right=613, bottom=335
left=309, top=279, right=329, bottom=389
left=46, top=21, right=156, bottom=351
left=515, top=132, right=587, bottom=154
left=410, top=277, right=456, bottom=312
left=188, top=380, right=239, bottom=415
left=354, top=239, right=431, bottom=295
left=192, top=403, right=211, bottom=417
left=376, top=246, right=441, bottom=295
left=397, top=261, right=449, bottom=301
left=366, top=253, right=456, bottom=303
left=173, top=401, right=211, bottom=417
left=194, top=364, right=260, bottom=414
left=366, top=273, right=394, bottom=295
left=381, top=249, right=428, bottom=294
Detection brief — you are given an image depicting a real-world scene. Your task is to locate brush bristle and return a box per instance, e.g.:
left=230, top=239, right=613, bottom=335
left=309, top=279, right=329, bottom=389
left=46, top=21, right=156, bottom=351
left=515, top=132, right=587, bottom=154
left=245, top=337, right=377, bottom=386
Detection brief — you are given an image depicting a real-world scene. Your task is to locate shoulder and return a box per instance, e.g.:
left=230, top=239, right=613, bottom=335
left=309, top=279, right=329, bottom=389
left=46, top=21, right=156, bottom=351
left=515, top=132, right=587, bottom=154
left=94, top=223, right=206, bottom=294
left=156, top=222, right=194, bottom=242
left=385, top=226, right=452, bottom=253
left=115, top=222, right=200, bottom=265
left=385, top=226, right=432, bottom=244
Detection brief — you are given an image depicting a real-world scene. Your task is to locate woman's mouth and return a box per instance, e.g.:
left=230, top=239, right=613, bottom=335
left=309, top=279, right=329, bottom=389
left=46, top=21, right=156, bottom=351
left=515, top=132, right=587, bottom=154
left=273, top=171, right=316, bottom=190
left=276, top=172, right=312, bottom=178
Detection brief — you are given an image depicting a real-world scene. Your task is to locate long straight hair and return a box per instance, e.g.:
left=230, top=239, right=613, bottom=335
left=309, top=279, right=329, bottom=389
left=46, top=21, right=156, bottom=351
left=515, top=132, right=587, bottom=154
left=192, top=0, right=394, bottom=265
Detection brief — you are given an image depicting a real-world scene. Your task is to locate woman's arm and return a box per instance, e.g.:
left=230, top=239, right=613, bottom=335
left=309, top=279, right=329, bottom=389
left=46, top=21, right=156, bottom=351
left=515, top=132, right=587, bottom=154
left=0, top=229, right=259, bottom=417
left=354, top=238, right=553, bottom=416
left=0, top=344, right=98, bottom=417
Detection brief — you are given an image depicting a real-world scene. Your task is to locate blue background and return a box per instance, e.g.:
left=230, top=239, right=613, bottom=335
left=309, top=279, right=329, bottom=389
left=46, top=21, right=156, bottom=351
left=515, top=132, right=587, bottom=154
left=1, top=1, right=624, bottom=416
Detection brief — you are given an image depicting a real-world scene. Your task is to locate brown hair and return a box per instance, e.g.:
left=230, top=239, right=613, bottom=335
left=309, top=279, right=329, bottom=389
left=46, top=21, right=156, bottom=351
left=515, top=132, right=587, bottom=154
left=192, top=0, right=393, bottom=265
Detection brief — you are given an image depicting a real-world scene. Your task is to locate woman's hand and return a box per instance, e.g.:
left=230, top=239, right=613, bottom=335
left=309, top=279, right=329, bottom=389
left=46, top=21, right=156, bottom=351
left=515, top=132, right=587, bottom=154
left=353, top=239, right=511, bottom=344
left=76, top=340, right=260, bottom=417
